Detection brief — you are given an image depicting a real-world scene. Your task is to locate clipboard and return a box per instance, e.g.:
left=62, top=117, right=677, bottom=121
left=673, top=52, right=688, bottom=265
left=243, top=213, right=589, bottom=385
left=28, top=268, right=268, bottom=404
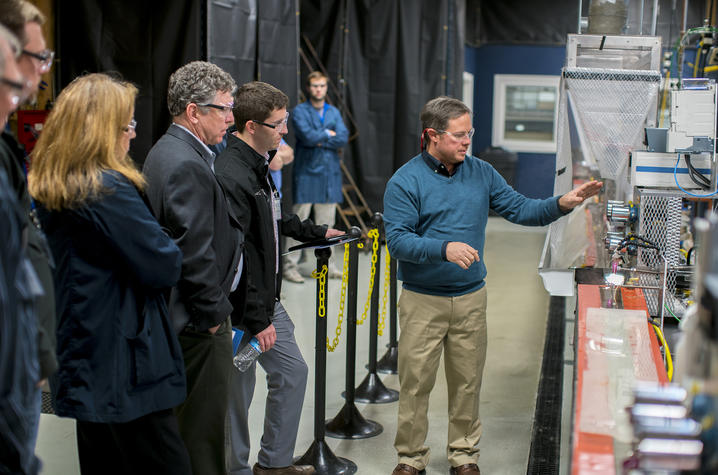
left=284, top=228, right=362, bottom=255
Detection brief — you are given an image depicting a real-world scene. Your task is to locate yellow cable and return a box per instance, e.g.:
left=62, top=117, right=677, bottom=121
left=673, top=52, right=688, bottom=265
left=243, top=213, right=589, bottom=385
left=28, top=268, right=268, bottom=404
left=694, top=41, right=703, bottom=77
left=652, top=324, right=673, bottom=382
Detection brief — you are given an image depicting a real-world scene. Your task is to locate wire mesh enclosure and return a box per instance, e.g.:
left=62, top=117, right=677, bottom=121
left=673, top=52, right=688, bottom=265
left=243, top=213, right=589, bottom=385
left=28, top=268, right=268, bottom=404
left=563, top=68, right=661, bottom=181
left=637, top=189, right=684, bottom=316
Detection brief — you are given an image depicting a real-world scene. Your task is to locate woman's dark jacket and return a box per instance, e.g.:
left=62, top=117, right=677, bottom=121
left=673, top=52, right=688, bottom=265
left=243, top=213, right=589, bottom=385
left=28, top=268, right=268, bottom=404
left=215, top=135, right=326, bottom=335
left=37, top=172, right=186, bottom=423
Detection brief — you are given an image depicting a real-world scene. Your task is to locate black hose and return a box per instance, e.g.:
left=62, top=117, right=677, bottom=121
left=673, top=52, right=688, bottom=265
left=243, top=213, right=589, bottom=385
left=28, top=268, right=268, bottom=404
left=622, top=234, right=660, bottom=249
left=686, top=154, right=711, bottom=186
left=685, top=154, right=711, bottom=189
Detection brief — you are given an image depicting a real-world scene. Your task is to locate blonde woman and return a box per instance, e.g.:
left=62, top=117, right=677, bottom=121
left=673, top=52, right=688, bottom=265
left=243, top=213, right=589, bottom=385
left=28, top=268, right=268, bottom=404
left=28, top=73, right=191, bottom=474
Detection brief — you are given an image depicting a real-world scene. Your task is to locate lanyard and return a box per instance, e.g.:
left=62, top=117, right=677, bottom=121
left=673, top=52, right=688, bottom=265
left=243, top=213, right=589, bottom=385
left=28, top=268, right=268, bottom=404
left=266, top=175, right=280, bottom=275
left=317, top=102, right=329, bottom=125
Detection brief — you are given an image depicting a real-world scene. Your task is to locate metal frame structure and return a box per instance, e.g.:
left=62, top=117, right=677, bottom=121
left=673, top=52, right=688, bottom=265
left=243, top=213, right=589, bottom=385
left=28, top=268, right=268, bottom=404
left=566, top=34, right=662, bottom=69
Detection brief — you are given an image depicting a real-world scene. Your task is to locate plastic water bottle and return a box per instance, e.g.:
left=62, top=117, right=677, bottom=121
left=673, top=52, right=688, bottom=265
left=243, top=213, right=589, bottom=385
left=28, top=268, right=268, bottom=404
left=233, top=337, right=261, bottom=372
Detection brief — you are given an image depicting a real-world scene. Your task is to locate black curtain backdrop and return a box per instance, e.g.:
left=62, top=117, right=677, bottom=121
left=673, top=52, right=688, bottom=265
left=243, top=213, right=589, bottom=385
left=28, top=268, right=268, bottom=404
left=208, top=0, right=257, bottom=87
left=207, top=0, right=299, bottom=208
left=257, top=0, right=300, bottom=106
left=300, top=0, right=465, bottom=213
left=208, top=0, right=299, bottom=107
left=298, top=0, right=345, bottom=96
left=56, top=0, right=204, bottom=166
left=474, top=0, right=581, bottom=45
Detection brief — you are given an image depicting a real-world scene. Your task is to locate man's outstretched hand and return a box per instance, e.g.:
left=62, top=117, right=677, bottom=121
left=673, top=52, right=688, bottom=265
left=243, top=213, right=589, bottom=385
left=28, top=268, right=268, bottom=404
left=558, top=180, right=603, bottom=212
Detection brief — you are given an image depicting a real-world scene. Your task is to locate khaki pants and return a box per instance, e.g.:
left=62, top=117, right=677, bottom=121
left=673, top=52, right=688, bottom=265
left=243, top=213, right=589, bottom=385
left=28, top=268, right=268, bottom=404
left=394, top=287, right=488, bottom=470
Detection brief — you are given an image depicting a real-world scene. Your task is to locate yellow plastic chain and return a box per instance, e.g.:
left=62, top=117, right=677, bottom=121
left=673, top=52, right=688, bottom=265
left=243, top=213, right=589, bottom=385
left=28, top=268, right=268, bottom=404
left=378, top=245, right=390, bottom=336
left=327, top=243, right=350, bottom=352
left=357, top=228, right=380, bottom=325
left=311, top=265, right=328, bottom=318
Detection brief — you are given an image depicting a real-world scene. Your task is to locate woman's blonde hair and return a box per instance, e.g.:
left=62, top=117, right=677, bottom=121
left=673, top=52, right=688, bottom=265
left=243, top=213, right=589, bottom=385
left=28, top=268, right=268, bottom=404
left=28, top=73, right=143, bottom=210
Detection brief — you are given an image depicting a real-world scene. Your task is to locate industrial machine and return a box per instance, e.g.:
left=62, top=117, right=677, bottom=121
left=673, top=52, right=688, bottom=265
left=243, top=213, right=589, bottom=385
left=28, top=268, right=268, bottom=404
left=537, top=31, right=718, bottom=474
left=540, top=35, right=718, bottom=327
left=605, top=79, right=717, bottom=325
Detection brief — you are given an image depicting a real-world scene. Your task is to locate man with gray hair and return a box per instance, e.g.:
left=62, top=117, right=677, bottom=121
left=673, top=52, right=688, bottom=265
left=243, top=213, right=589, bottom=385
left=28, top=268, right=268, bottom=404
left=144, top=60, right=245, bottom=475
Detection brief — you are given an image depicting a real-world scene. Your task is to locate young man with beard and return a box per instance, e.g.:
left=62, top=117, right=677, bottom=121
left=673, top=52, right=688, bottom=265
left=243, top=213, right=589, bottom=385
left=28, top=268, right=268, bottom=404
left=283, top=71, right=348, bottom=283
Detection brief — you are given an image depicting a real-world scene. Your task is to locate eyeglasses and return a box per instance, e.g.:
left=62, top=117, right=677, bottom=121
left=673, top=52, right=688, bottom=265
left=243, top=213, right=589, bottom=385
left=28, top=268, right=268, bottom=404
left=22, top=49, right=54, bottom=74
left=1, top=77, right=26, bottom=106
left=197, top=102, right=234, bottom=116
left=124, top=119, right=137, bottom=132
left=252, top=112, right=289, bottom=130
left=437, top=128, right=475, bottom=141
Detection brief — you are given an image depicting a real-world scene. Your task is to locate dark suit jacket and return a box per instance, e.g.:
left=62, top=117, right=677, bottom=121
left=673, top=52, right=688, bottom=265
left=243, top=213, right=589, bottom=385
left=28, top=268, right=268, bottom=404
left=0, top=131, right=57, bottom=378
left=143, top=124, right=244, bottom=333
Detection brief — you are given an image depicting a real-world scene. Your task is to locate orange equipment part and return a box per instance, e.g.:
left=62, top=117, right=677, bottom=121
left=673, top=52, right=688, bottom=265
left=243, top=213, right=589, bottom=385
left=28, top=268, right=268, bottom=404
left=572, top=285, right=668, bottom=475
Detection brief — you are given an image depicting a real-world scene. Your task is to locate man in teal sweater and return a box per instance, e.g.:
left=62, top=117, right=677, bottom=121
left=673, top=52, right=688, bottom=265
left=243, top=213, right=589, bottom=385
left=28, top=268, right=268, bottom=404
left=383, top=96, right=601, bottom=475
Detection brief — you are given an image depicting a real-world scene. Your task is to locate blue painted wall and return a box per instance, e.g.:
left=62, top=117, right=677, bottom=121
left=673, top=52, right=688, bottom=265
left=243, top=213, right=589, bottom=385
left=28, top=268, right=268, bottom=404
left=465, top=44, right=566, bottom=199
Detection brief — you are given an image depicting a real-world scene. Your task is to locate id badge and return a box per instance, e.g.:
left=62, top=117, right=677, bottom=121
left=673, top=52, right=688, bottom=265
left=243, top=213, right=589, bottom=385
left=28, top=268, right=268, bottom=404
left=271, top=191, right=282, bottom=220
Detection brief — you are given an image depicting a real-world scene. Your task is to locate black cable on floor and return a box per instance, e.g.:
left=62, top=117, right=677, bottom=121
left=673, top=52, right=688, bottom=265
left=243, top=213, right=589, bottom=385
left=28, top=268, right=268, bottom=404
left=526, top=295, right=565, bottom=475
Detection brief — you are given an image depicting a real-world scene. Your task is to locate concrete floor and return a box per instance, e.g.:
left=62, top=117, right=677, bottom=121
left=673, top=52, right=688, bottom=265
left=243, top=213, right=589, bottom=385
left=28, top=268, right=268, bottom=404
left=35, top=217, right=551, bottom=475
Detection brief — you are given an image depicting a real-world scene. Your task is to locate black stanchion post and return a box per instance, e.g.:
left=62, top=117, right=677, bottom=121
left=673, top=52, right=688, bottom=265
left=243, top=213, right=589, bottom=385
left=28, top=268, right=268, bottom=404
left=354, top=213, right=399, bottom=403
left=295, top=248, right=357, bottom=474
left=326, top=227, right=382, bottom=439
left=377, top=253, right=398, bottom=374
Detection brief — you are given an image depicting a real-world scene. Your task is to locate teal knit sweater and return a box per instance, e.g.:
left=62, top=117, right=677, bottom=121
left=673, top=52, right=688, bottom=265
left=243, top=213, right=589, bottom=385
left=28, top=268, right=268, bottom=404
left=383, top=152, right=565, bottom=296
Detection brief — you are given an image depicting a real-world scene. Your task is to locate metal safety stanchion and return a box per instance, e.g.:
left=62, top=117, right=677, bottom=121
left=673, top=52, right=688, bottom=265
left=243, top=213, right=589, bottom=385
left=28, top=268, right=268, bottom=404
left=377, top=254, right=398, bottom=374
left=296, top=247, right=357, bottom=475
left=354, top=213, right=399, bottom=403
left=326, top=227, right=383, bottom=439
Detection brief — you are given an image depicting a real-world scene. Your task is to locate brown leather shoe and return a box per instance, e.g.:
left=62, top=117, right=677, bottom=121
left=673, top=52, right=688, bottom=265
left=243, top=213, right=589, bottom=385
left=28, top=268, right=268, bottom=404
left=253, top=462, right=316, bottom=474
left=392, top=463, right=426, bottom=475
left=449, top=463, right=480, bottom=475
